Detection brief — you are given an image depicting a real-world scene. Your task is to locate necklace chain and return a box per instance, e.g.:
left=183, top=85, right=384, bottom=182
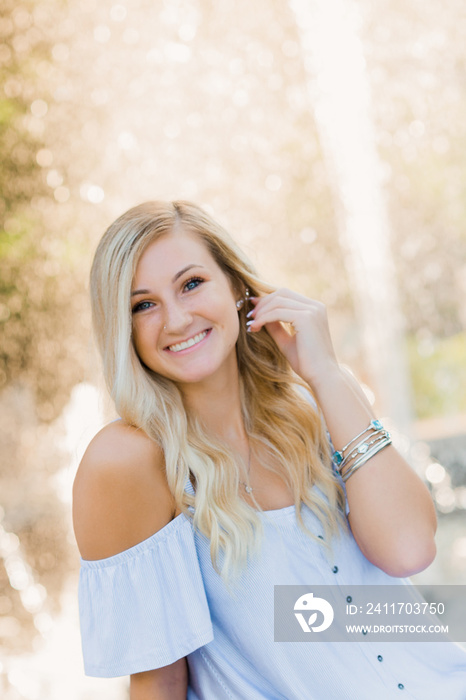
left=239, top=442, right=253, bottom=494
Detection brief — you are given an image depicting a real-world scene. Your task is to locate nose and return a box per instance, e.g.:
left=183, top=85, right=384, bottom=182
left=162, top=299, right=193, bottom=335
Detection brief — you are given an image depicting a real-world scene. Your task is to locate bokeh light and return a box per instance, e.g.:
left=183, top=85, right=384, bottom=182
left=1, top=0, right=465, bottom=696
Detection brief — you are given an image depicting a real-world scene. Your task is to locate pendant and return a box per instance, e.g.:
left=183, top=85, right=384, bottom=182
left=245, top=485, right=253, bottom=494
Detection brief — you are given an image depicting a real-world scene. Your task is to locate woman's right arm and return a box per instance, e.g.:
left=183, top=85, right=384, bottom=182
left=72, top=420, right=188, bottom=699
left=130, top=661, right=188, bottom=700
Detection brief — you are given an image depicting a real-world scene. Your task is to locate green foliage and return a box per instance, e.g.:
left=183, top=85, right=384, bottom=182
left=408, top=333, right=466, bottom=419
left=0, top=0, right=88, bottom=421
left=0, top=0, right=86, bottom=659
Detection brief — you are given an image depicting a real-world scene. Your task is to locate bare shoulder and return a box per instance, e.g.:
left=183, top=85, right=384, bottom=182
left=73, top=420, right=176, bottom=561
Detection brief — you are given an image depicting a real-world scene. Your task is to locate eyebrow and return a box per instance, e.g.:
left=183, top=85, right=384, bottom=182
left=131, top=264, right=205, bottom=297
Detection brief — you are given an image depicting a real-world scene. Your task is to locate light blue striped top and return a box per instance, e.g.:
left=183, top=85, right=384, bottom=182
left=79, top=473, right=466, bottom=699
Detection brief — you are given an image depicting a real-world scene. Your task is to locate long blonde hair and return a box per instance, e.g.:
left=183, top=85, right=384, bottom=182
left=90, top=201, right=348, bottom=581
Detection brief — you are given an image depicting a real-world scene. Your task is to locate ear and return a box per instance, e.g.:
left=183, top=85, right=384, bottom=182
left=234, top=287, right=250, bottom=310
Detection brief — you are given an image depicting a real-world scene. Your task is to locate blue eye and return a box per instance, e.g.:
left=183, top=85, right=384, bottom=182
left=132, top=300, right=153, bottom=313
left=184, top=277, right=204, bottom=291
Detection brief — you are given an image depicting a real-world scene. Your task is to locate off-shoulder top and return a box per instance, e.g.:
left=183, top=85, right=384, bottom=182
left=78, top=472, right=466, bottom=699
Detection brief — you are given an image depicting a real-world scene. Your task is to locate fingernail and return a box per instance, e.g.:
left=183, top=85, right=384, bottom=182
left=246, top=309, right=254, bottom=318
left=246, top=319, right=254, bottom=326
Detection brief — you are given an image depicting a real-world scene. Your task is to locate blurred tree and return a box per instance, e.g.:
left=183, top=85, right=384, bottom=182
left=362, top=0, right=466, bottom=420
left=363, top=0, right=466, bottom=337
left=0, top=0, right=88, bottom=421
left=0, top=0, right=84, bottom=658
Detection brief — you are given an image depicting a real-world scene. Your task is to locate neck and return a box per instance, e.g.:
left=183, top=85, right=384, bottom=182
left=178, top=363, right=248, bottom=449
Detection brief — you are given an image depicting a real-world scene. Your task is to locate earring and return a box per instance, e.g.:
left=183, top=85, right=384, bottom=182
left=236, top=288, right=250, bottom=310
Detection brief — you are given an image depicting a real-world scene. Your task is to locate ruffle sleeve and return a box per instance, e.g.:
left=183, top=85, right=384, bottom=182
left=78, top=513, right=214, bottom=678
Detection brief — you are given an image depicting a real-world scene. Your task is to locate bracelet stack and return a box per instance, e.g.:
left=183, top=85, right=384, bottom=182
left=332, top=419, right=392, bottom=483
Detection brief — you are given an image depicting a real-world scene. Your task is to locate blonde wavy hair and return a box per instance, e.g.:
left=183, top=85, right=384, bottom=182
left=90, top=200, right=348, bottom=581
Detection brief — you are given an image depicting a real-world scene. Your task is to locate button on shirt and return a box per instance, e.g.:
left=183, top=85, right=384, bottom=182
left=79, top=489, right=466, bottom=699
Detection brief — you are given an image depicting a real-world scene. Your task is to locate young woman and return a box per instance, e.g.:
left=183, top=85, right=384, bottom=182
left=73, top=200, right=466, bottom=699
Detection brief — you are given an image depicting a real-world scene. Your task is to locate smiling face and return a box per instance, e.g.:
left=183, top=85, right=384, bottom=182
left=131, top=227, right=242, bottom=391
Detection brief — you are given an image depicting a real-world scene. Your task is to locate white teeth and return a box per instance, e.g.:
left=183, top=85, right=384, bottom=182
left=168, top=330, right=208, bottom=353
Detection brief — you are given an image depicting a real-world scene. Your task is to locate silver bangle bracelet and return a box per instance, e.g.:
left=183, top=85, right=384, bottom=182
left=340, top=436, right=392, bottom=482
left=339, top=429, right=388, bottom=470
left=333, top=419, right=384, bottom=467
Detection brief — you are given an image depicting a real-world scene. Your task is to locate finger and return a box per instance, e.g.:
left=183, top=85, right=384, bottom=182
left=259, top=319, right=295, bottom=347
left=249, top=289, right=313, bottom=310
left=246, top=306, right=309, bottom=331
left=248, top=295, right=313, bottom=320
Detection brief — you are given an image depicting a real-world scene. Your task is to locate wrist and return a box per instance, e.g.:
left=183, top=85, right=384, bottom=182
left=303, top=360, right=344, bottom=397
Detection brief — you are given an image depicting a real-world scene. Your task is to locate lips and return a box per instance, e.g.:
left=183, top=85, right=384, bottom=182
left=166, top=329, right=211, bottom=353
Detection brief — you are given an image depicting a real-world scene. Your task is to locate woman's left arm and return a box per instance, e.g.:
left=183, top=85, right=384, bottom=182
left=311, top=363, right=437, bottom=577
left=247, top=289, right=437, bottom=578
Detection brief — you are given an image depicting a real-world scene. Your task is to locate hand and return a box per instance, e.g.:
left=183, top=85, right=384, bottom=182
left=246, top=288, right=338, bottom=389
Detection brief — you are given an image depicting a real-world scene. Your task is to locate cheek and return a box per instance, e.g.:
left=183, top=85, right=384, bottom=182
left=225, top=305, right=241, bottom=345
left=131, top=317, right=160, bottom=355
left=207, top=293, right=240, bottom=344
left=131, top=331, right=146, bottom=363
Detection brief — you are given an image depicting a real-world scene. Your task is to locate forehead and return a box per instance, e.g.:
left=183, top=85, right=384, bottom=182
left=133, top=229, right=220, bottom=282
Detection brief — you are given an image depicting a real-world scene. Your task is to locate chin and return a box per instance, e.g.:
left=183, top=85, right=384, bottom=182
left=161, top=362, right=218, bottom=386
